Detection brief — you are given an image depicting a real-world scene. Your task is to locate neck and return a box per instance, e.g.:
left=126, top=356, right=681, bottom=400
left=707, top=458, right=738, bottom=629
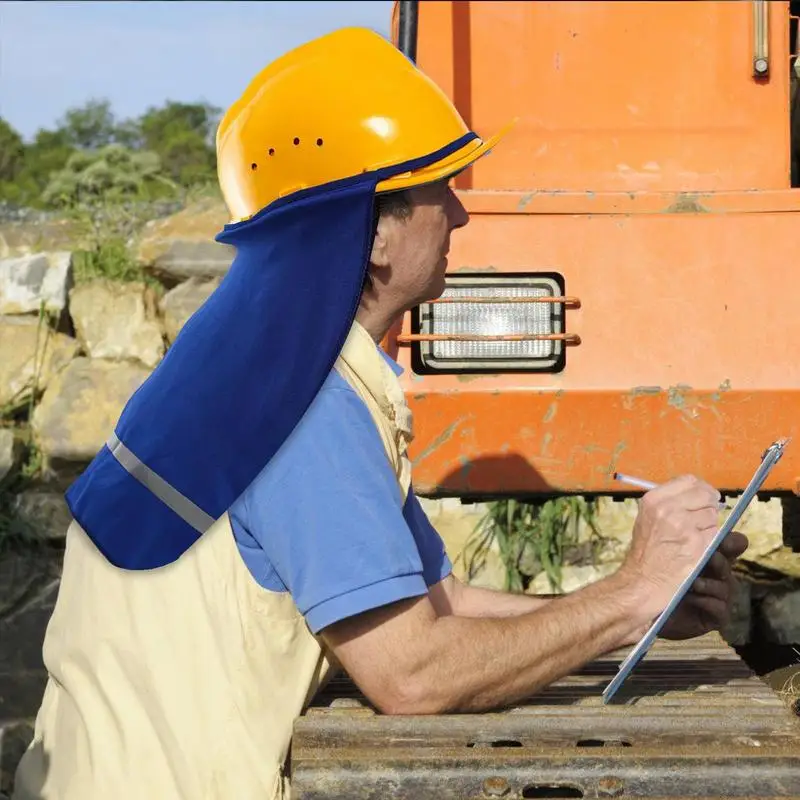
left=356, top=276, right=409, bottom=342
left=355, top=302, right=398, bottom=344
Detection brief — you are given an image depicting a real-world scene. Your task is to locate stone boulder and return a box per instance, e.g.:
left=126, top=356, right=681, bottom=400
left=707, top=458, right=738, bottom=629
left=0, top=429, right=16, bottom=484
left=159, top=277, right=221, bottom=343
left=527, top=562, right=619, bottom=595
left=0, top=216, right=77, bottom=259
left=721, top=576, right=752, bottom=646
left=758, top=589, right=800, bottom=644
left=417, top=497, right=507, bottom=588
left=0, top=252, right=72, bottom=316
left=32, top=358, right=151, bottom=467
left=734, top=497, right=800, bottom=580
left=0, top=317, right=79, bottom=410
left=136, top=198, right=234, bottom=282
left=13, top=490, right=73, bottom=540
left=1, top=721, right=34, bottom=797
left=0, top=546, right=63, bottom=794
left=69, top=279, right=164, bottom=368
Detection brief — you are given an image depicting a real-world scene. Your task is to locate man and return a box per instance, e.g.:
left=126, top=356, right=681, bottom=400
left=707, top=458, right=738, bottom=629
left=14, top=27, right=746, bottom=800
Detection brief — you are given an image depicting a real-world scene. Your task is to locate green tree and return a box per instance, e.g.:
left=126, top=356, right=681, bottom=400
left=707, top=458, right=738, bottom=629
left=0, top=118, right=25, bottom=182
left=42, top=144, right=175, bottom=207
left=113, top=117, right=144, bottom=150
left=139, top=101, right=220, bottom=148
left=56, top=98, right=117, bottom=150
left=138, top=101, right=220, bottom=185
left=0, top=98, right=221, bottom=210
left=159, top=128, right=217, bottom=185
left=0, top=123, right=75, bottom=207
left=0, top=118, right=30, bottom=204
left=23, top=129, right=75, bottom=188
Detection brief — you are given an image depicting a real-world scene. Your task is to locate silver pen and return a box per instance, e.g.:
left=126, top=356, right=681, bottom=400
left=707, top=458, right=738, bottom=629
left=613, top=472, right=730, bottom=510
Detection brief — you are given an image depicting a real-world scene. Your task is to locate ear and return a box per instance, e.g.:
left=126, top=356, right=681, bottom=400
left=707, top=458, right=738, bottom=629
left=369, top=213, right=392, bottom=269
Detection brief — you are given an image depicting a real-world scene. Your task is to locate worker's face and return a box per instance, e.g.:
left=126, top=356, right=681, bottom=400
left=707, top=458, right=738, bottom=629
left=370, top=179, right=469, bottom=309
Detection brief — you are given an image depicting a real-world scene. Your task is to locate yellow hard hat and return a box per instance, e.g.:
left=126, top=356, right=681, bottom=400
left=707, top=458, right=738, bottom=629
left=216, top=27, right=509, bottom=222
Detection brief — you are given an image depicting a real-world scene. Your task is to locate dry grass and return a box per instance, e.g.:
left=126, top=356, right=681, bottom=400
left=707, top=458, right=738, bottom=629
left=774, top=650, right=800, bottom=715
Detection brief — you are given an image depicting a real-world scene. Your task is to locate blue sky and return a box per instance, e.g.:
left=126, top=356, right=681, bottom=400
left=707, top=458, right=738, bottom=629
left=1, top=1, right=394, bottom=141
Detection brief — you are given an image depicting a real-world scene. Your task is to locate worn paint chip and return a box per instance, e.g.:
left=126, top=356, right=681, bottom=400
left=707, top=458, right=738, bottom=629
left=664, top=193, right=710, bottom=214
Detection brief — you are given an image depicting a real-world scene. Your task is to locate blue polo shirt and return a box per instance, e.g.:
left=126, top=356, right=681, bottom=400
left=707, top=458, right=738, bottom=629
left=228, top=348, right=452, bottom=634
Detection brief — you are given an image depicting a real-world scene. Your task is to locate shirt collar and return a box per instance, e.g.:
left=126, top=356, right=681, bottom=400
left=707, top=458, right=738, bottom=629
left=378, top=347, right=404, bottom=377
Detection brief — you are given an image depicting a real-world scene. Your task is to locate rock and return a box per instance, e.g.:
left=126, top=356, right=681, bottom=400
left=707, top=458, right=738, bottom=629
left=420, top=497, right=505, bottom=588
left=136, top=199, right=234, bottom=281
left=721, top=576, right=752, bottom=646
left=0, top=721, right=34, bottom=796
left=33, top=358, right=151, bottom=467
left=0, top=252, right=72, bottom=316
left=0, top=317, right=80, bottom=410
left=765, top=664, right=800, bottom=715
left=0, top=431, right=15, bottom=484
left=150, top=241, right=235, bottom=282
left=159, top=277, right=221, bottom=343
left=13, top=491, right=72, bottom=540
left=68, top=279, right=164, bottom=368
left=417, top=497, right=442, bottom=518
left=734, top=497, right=800, bottom=580
left=758, top=589, right=800, bottom=644
left=0, top=547, right=62, bottom=797
left=0, top=217, right=77, bottom=259
left=736, top=497, right=784, bottom=559
left=467, top=558, right=508, bottom=591
left=527, top=562, right=619, bottom=595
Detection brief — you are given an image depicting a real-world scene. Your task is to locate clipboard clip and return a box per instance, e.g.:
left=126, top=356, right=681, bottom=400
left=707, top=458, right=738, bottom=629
left=762, top=437, right=791, bottom=464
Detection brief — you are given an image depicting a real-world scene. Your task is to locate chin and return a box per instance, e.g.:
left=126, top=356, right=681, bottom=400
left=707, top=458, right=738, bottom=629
left=424, top=276, right=447, bottom=303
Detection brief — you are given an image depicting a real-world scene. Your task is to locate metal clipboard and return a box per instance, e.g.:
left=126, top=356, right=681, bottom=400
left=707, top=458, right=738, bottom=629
left=602, top=437, right=791, bottom=704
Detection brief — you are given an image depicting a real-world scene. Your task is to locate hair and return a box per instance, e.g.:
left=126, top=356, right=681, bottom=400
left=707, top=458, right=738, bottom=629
left=363, top=190, right=413, bottom=292
left=374, top=190, right=413, bottom=223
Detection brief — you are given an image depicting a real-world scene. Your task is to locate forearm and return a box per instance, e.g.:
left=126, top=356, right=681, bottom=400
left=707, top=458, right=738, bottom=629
left=450, top=579, right=554, bottom=618
left=404, top=571, right=652, bottom=714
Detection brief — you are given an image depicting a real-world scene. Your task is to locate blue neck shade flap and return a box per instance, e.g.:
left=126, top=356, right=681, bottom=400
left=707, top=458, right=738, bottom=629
left=65, top=133, right=478, bottom=570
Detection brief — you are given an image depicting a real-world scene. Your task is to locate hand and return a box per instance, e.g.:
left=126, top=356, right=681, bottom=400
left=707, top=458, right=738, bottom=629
left=620, top=475, right=724, bottom=618
left=659, top=530, right=749, bottom=640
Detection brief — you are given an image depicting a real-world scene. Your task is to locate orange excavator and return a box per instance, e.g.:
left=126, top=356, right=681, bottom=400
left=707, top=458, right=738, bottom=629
left=289, top=10, right=800, bottom=795
left=385, top=0, right=800, bottom=551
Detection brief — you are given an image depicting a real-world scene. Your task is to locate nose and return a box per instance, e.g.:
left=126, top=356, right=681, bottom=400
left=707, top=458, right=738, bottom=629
left=447, top=186, right=470, bottom=231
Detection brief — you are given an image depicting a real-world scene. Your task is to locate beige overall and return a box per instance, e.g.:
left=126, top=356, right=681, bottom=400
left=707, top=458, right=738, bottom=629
left=13, top=320, right=414, bottom=800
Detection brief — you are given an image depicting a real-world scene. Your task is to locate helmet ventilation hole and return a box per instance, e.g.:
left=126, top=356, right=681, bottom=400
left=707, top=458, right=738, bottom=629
left=250, top=163, right=258, bottom=171
left=293, top=137, right=300, bottom=145
left=316, top=138, right=324, bottom=146
left=268, top=148, right=275, bottom=156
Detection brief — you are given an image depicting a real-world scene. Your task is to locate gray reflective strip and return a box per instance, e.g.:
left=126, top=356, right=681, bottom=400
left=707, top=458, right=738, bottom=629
left=107, top=433, right=215, bottom=533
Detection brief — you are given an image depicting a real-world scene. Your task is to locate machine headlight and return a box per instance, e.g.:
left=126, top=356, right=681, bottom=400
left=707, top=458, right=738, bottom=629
left=411, top=274, right=576, bottom=372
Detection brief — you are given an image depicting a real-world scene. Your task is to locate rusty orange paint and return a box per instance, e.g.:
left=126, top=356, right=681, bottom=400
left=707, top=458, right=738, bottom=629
left=388, top=1, right=800, bottom=497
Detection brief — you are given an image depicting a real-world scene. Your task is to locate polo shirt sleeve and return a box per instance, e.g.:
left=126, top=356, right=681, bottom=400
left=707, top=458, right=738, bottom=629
left=230, top=380, right=451, bottom=634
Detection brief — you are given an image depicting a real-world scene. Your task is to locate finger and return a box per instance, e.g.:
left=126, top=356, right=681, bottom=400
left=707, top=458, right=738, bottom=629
left=650, top=491, right=722, bottom=529
left=675, top=484, right=724, bottom=513
left=690, top=575, right=730, bottom=602
left=690, top=505, right=722, bottom=532
left=700, top=552, right=731, bottom=581
left=683, top=594, right=729, bottom=624
left=718, top=531, right=749, bottom=560
left=644, top=475, right=719, bottom=506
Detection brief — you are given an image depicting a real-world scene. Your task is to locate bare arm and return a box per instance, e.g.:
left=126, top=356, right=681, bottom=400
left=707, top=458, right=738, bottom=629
left=431, top=536, right=747, bottom=634
left=428, top=573, right=553, bottom=619
left=323, top=569, right=650, bottom=715
left=320, top=475, right=723, bottom=716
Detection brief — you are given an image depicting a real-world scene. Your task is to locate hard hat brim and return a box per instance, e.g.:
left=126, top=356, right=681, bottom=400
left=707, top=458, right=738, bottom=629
left=375, top=119, right=515, bottom=195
